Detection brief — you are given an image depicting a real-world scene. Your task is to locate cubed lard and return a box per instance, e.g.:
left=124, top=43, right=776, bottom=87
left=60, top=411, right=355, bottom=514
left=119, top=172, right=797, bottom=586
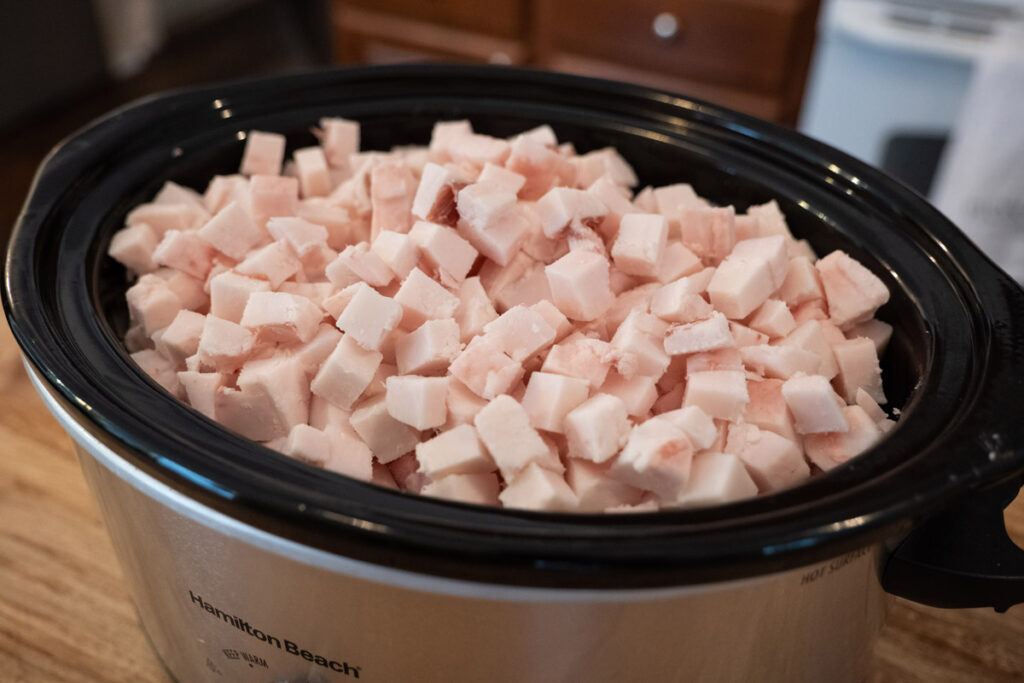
left=671, top=451, right=758, bottom=508
left=778, top=257, right=824, bottom=307
left=408, top=220, right=478, bottom=283
left=848, top=318, right=894, bottom=356
left=816, top=250, right=890, bottom=328
left=609, top=310, right=670, bottom=378
left=449, top=336, right=523, bottom=400
left=336, top=283, right=403, bottom=351
left=240, top=131, right=286, bottom=176
left=480, top=256, right=552, bottom=311
left=153, top=230, right=215, bottom=280
left=744, top=378, right=798, bottom=441
left=385, top=375, right=449, bottom=429
left=747, top=298, right=796, bottom=338
left=654, top=241, right=703, bottom=284
left=474, top=395, right=551, bottom=480
left=454, top=276, right=499, bottom=341
left=678, top=206, right=736, bottom=260
left=155, top=310, right=205, bottom=364
left=349, top=394, right=420, bottom=464
left=446, top=378, right=489, bottom=426
left=541, top=336, right=614, bottom=390
left=530, top=300, right=573, bottom=342
left=740, top=344, right=820, bottom=380
left=728, top=322, right=769, bottom=348
left=235, top=354, right=311, bottom=437
left=197, top=315, right=255, bottom=372
left=566, top=458, right=644, bottom=511
left=334, top=243, right=395, bottom=288
left=323, top=429, right=374, bottom=481
left=456, top=181, right=517, bottom=235
left=781, top=374, right=849, bottom=434
left=108, top=222, right=159, bottom=274
left=478, top=163, right=527, bottom=194
left=611, top=213, right=668, bottom=277
left=605, top=283, right=659, bottom=330
left=235, top=241, right=301, bottom=288
left=534, top=187, right=607, bottom=238
left=131, top=349, right=181, bottom=396
left=176, top=370, right=223, bottom=419
left=482, top=305, right=557, bottom=362
left=706, top=256, right=775, bottom=320
left=609, top=418, right=693, bottom=500
left=422, top=472, right=501, bottom=506
left=251, top=175, right=300, bottom=230
left=746, top=200, right=794, bottom=240
left=415, top=423, right=495, bottom=478
left=265, top=215, right=328, bottom=265
left=126, top=274, right=182, bottom=335
left=650, top=270, right=716, bottom=323
left=659, top=406, right=718, bottom=450
left=203, top=174, right=250, bottom=215
left=804, top=405, right=883, bottom=471
left=499, top=463, right=579, bottom=511
left=393, top=268, right=460, bottom=329
left=240, top=291, right=323, bottom=344
left=684, top=347, right=744, bottom=376
left=832, top=337, right=885, bottom=404
left=310, top=334, right=382, bottom=409
left=572, top=147, right=638, bottom=189
left=412, top=162, right=461, bottom=225
left=728, top=235, right=789, bottom=289
left=600, top=371, right=658, bottom=417
left=370, top=162, right=416, bottom=237
left=563, top=393, right=630, bottom=463
left=127, top=202, right=208, bottom=235
left=284, top=423, right=333, bottom=467
left=683, top=370, right=749, bottom=421
left=506, top=134, right=576, bottom=200
left=292, top=146, right=332, bottom=198
left=318, top=117, right=360, bottom=170
left=653, top=184, right=706, bottom=225
left=779, top=320, right=839, bottom=379
left=586, top=176, right=636, bottom=240
left=664, top=312, right=735, bottom=356
left=371, top=230, right=419, bottom=280
left=855, top=388, right=896, bottom=434
left=394, top=318, right=461, bottom=375
left=725, top=423, right=809, bottom=493
left=208, top=272, right=271, bottom=324
left=520, top=371, right=591, bottom=433
left=288, top=323, right=342, bottom=379
left=544, top=250, right=615, bottom=322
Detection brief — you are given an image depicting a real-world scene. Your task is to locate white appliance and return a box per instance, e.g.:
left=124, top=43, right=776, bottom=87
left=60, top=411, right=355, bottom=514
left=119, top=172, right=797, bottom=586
left=800, top=0, right=1024, bottom=194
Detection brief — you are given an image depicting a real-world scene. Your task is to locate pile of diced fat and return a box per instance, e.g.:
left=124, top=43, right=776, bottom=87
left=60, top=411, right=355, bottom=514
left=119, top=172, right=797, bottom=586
left=109, top=118, right=897, bottom=513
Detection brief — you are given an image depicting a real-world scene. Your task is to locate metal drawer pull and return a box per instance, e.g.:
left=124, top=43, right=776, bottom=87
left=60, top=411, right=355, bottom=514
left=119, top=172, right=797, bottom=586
left=652, top=12, right=679, bottom=40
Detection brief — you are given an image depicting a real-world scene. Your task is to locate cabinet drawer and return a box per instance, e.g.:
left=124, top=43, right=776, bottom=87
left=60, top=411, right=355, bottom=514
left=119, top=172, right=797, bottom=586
left=546, top=0, right=814, bottom=93
left=340, top=0, right=524, bottom=39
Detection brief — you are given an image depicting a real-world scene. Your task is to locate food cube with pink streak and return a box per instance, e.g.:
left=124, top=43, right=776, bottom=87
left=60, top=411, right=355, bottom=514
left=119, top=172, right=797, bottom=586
left=672, top=452, right=758, bottom=508
left=683, top=370, right=749, bottom=421
left=415, top=423, right=495, bottom=479
left=349, top=394, right=420, bottom=464
left=664, top=312, right=735, bottom=356
left=563, top=393, right=631, bottom=464
left=108, top=222, right=160, bottom=274
left=409, top=220, right=479, bottom=283
left=394, top=318, right=461, bottom=375
left=393, top=268, right=460, bottom=329
left=240, top=131, right=286, bottom=176
left=520, top=371, right=591, bottom=433
left=610, top=213, right=668, bottom=277
left=706, top=255, right=775, bottom=320
left=335, top=283, right=403, bottom=351
left=310, top=334, right=382, bottom=409
left=474, top=395, right=551, bottom=481
left=384, top=375, right=449, bottom=430
left=235, top=241, right=302, bottom=288
left=319, top=117, right=360, bottom=170
left=609, top=418, right=694, bottom=500
left=781, top=374, right=849, bottom=434
left=725, top=423, right=810, bottom=493
left=499, top=463, right=579, bottom=511
left=565, top=458, right=644, bottom=511
left=747, top=299, right=796, bottom=339
left=422, top=472, right=502, bottom=506
left=240, top=291, right=323, bottom=344
left=482, top=305, right=557, bottom=362
left=449, top=336, right=523, bottom=400
left=816, top=250, right=890, bottom=328
left=293, top=146, right=332, bottom=198
left=832, top=337, right=885, bottom=404
left=804, top=405, right=883, bottom=471
left=545, top=250, right=614, bottom=322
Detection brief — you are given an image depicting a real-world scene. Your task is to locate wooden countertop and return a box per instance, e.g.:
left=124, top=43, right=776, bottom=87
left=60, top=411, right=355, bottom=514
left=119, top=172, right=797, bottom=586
left=2, top=319, right=1023, bottom=682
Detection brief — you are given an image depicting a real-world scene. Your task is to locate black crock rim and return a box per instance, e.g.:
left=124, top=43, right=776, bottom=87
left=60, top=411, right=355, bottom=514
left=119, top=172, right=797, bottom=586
left=6, top=64, right=1024, bottom=589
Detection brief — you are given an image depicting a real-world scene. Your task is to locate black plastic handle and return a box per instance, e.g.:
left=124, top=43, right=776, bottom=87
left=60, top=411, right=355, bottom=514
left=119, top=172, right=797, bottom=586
left=883, top=474, right=1024, bottom=612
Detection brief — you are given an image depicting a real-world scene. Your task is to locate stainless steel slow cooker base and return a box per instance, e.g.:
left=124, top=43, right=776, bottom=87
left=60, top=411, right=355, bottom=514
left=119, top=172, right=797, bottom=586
left=35, top=367, right=887, bottom=683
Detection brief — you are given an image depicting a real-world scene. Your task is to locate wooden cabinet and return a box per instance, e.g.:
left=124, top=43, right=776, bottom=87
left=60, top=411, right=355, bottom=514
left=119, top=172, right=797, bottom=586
left=330, top=0, right=820, bottom=126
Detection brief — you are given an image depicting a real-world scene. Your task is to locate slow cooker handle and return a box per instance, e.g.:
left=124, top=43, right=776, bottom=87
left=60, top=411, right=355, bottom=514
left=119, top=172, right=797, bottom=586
left=882, top=475, right=1024, bottom=612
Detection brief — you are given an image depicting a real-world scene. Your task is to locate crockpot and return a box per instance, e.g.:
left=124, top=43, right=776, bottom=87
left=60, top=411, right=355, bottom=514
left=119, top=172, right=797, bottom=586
left=6, top=65, right=1024, bottom=683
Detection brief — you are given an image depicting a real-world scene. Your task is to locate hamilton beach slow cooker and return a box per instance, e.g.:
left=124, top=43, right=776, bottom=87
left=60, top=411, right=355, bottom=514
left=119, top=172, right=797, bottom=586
left=6, top=65, right=1024, bottom=683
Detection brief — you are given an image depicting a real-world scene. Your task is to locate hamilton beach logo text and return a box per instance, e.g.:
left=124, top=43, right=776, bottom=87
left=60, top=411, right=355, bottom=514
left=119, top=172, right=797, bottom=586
left=189, top=590, right=361, bottom=677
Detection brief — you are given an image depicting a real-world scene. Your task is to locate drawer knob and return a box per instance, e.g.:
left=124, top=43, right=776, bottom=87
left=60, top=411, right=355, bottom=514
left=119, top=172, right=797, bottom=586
left=652, top=12, right=680, bottom=40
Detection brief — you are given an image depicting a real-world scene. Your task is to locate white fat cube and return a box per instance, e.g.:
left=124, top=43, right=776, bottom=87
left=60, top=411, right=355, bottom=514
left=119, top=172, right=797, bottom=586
left=564, top=393, right=631, bottom=464
left=804, top=405, right=884, bottom=472
left=600, top=371, right=658, bottom=417
left=781, top=374, right=849, bottom=434
left=725, top=423, right=810, bottom=493
left=611, top=213, right=668, bottom=277
left=565, top=458, right=644, bottom=512
left=384, top=375, right=449, bottom=429
left=474, top=395, right=551, bottom=480
left=747, top=299, right=796, bottom=339
left=832, top=337, right=885, bottom=404
left=415, top=424, right=495, bottom=479
left=394, top=318, right=461, bottom=375
left=349, top=394, right=420, bottom=464
left=609, top=418, right=694, bottom=500
left=671, top=452, right=758, bottom=508
left=335, top=282, right=403, bottom=351
left=664, top=312, right=735, bottom=356
left=422, top=472, right=501, bottom=506
left=728, top=235, right=789, bottom=288
left=683, top=370, right=749, bottom=421
left=521, top=371, right=591, bottom=433
left=310, top=334, right=382, bottom=409
left=393, top=268, right=460, bottom=329
left=482, top=305, right=557, bottom=362
left=659, top=406, right=718, bottom=450
left=544, top=250, right=615, bottom=322
left=499, top=463, right=579, bottom=511
left=706, top=256, right=775, bottom=320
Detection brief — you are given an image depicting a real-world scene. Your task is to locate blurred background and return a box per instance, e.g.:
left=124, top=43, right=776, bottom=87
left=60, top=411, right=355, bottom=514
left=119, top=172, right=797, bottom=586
left=2, top=0, right=1023, bottom=278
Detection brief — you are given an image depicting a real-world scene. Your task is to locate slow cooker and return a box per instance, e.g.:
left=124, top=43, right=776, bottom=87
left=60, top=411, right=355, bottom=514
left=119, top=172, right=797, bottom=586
left=5, top=65, right=1024, bottom=683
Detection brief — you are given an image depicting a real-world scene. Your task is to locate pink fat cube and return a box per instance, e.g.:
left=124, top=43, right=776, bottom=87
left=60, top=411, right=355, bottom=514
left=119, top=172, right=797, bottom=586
left=728, top=321, right=769, bottom=347
left=371, top=230, right=419, bottom=280
left=804, top=405, right=884, bottom=472
left=520, top=371, right=591, bottom=433
left=412, top=162, right=462, bottom=225
left=177, top=370, right=223, bottom=419
left=848, top=318, right=893, bottom=356
left=310, top=334, right=382, bottom=409
left=600, top=371, right=658, bottom=417
left=482, top=305, right=557, bottom=362
left=160, top=269, right=207, bottom=312
left=684, top=347, right=744, bottom=376
left=740, top=344, right=819, bottom=380
left=203, top=175, right=249, bottom=215
left=127, top=202, right=208, bottom=235
left=678, top=206, right=736, bottom=261
left=126, top=274, right=182, bottom=336
left=388, top=451, right=430, bottom=492
left=572, top=147, right=638, bottom=189
left=456, top=181, right=517, bottom=234
left=609, top=310, right=670, bottom=379
left=409, top=220, right=479, bottom=283
left=384, top=375, right=449, bottom=429
left=565, top=458, right=643, bottom=511
left=725, top=423, right=809, bottom=493
left=816, top=250, right=890, bottom=328
left=323, top=429, right=374, bottom=482
left=479, top=254, right=552, bottom=311
left=781, top=374, right=849, bottom=434
left=747, top=299, right=796, bottom=338
left=250, top=174, right=299, bottom=228
left=611, top=213, right=668, bottom=277
left=370, top=161, right=416, bottom=237
left=240, top=291, right=323, bottom=344
left=456, top=200, right=529, bottom=267
left=671, top=451, right=758, bottom=508
left=746, top=200, right=794, bottom=240
left=791, top=299, right=829, bottom=324
left=318, top=117, right=360, bottom=170
left=449, top=336, right=524, bottom=400
left=728, top=235, right=789, bottom=289
left=474, top=395, right=551, bottom=481
left=544, top=250, right=615, bottom=322
left=563, top=393, right=631, bottom=464
left=415, top=423, right=495, bottom=479
left=706, top=256, right=775, bottom=320
left=293, top=146, right=331, bottom=198
left=153, top=230, right=215, bottom=280
left=335, top=282, right=403, bottom=351
left=683, top=370, right=749, bottom=421
left=284, top=423, right=333, bottom=467
left=654, top=241, right=703, bottom=284
left=832, top=337, right=885, bottom=404
left=297, top=199, right=359, bottom=250
left=478, top=162, right=527, bottom=194
left=530, top=300, right=573, bottom=342
left=744, top=378, right=798, bottom=442
left=334, top=242, right=395, bottom=288
left=236, top=355, right=310, bottom=433
left=266, top=215, right=328, bottom=258
left=449, top=132, right=511, bottom=166
left=505, top=134, right=576, bottom=200
left=778, top=257, right=824, bottom=307
left=586, top=176, right=636, bottom=240
left=240, top=131, right=286, bottom=176
left=603, top=282, right=657, bottom=330
left=453, top=276, right=498, bottom=341
left=855, top=389, right=896, bottom=433
left=197, top=315, right=256, bottom=372
left=649, top=273, right=716, bottom=324
left=653, top=183, right=706, bottom=224
left=393, top=268, right=460, bottom=329
left=155, top=310, right=205, bottom=364
left=153, top=180, right=204, bottom=209
left=349, top=393, right=420, bottom=463
left=446, top=378, right=489, bottom=427
left=499, top=462, right=579, bottom=511
left=109, top=222, right=160, bottom=274
left=534, top=187, right=607, bottom=238
left=664, top=312, right=735, bottom=356
left=422, top=472, right=501, bottom=506
left=541, top=336, right=613, bottom=389
left=394, top=318, right=461, bottom=375
left=289, top=323, right=343, bottom=380
left=131, top=349, right=181, bottom=397
left=659, top=406, right=718, bottom=450
left=234, top=241, right=301, bottom=288
left=609, top=417, right=693, bottom=500
left=779, top=320, right=839, bottom=379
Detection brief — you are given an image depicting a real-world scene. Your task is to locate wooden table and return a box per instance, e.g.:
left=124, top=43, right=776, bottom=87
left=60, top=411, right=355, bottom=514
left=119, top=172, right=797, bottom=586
left=1, top=319, right=1023, bottom=682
